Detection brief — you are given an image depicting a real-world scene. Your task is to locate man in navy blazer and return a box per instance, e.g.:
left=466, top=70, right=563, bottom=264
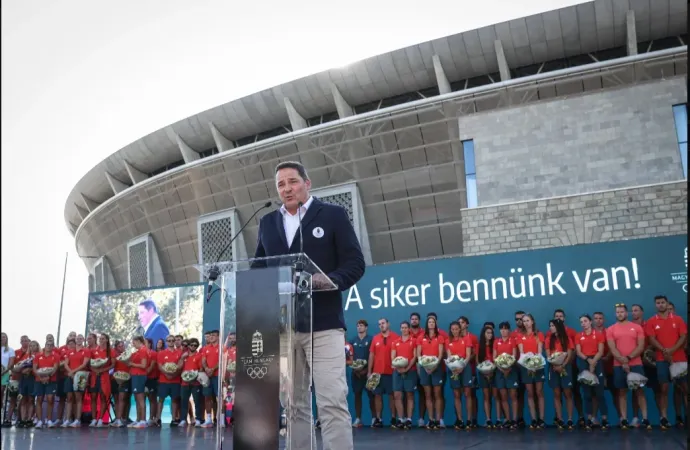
left=138, top=299, right=171, bottom=349
left=254, top=161, right=364, bottom=450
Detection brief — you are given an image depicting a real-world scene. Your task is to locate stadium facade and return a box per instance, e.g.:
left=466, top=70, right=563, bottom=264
left=66, top=0, right=688, bottom=292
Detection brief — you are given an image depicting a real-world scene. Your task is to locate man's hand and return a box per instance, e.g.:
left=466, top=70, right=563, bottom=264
left=311, top=273, right=333, bottom=290
left=622, top=364, right=630, bottom=373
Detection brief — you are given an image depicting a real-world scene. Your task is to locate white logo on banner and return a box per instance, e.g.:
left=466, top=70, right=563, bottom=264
left=252, top=330, right=264, bottom=357
left=670, top=247, right=688, bottom=293
left=242, top=330, right=275, bottom=380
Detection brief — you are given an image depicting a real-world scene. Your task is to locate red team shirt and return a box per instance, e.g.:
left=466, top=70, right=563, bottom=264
left=64, top=348, right=90, bottom=372
left=392, top=337, right=417, bottom=369
left=546, top=336, right=574, bottom=353
left=644, top=313, right=688, bottom=362
left=417, top=334, right=445, bottom=357
left=479, top=345, right=494, bottom=363
left=518, top=331, right=545, bottom=354
left=34, top=351, right=60, bottom=382
left=90, top=348, right=116, bottom=369
left=11, top=348, right=30, bottom=381
left=114, top=351, right=130, bottom=373
left=180, top=352, right=202, bottom=386
left=148, top=351, right=159, bottom=379
left=158, top=349, right=181, bottom=383
left=606, top=322, right=645, bottom=367
left=576, top=330, right=606, bottom=357
left=493, top=337, right=517, bottom=357
left=129, top=347, right=149, bottom=376
left=446, top=335, right=472, bottom=358
left=200, top=344, right=220, bottom=377
left=369, top=332, right=400, bottom=375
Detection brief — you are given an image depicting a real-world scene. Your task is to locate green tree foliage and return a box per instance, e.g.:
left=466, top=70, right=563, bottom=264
left=87, top=285, right=204, bottom=345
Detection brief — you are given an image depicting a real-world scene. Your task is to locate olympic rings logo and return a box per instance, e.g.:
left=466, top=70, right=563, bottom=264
left=247, top=366, right=268, bottom=379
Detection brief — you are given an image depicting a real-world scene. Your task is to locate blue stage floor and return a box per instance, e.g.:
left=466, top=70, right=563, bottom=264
left=1, top=425, right=687, bottom=450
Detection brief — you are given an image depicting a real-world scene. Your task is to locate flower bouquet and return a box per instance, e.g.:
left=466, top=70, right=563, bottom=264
left=226, top=361, right=236, bottom=373
left=113, top=371, right=131, bottom=384
left=392, top=357, right=408, bottom=369
left=518, top=353, right=546, bottom=375
left=548, top=351, right=567, bottom=366
left=197, top=372, right=210, bottom=387
left=116, top=348, right=135, bottom=362
left=161, top=362, right=178, bottom=375
left=495, top=353, right=516, bottom=370
left=90, top=358, right=108, bottom=369
left=626, top=372, right=648, bottom=390
left=477, top=361, right=496, bottom=378
left=642, top=348, right=656, bottom=367
left=351, top=359, right=367, bottom=371
left=365, top=373, right=380, bottom=391
left=669, top=362, right=688, bottom=380
left=73, top=371, right=89, bottom=391
left=443, top=355, right=465, bottom=380
left=577, top=370, right=599, bottom=386
left=181, top=370, right=199, bottom=382
left=418, top=355, right=440, bottom=373
left=35, top=367, right=55, bottom=378
left=8, top=380, right=19, bottom=393
left=14, top=358, right=33, bottom=372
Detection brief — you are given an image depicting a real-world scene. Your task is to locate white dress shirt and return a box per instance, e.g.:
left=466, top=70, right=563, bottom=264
left=280, top=196, right=313, bottom=248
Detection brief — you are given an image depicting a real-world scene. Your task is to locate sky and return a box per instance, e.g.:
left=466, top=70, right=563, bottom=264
left=1, top=0, right=585, bottom=347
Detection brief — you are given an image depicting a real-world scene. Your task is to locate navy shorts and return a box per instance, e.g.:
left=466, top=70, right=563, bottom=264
left=351, top=372, right=371, bottom=395
left=19, top=376, right=34, bottom=397
left=34, top=381, right=57, bottom=397
left=520, top=367, right=545, bottom=385
left=548, top=365, right=574, bottom=389
left=145, top=378, right=158, bottom=393
left=372, top=374, right=393, bottom=395
left=477, top=372, right=495, bottom=389
left=448, top=367, right=473, bottom=389
left=63, top=377, right=74, bottom=394
left=613, top=365, right=645, bottom=390
left=158, top=382, right=181, bottom=400
left=393, top=370, right=418, bottom=393
left=89, top=375, right=102, bottom=394
left=643, top=364, right=658, bottom=389
left=495, top=368, right=519, bottom=389
left=418, top=366, right=445, bottom=387
left=114, top=379, right=131, bottom=394
left=202, top=376, right=219, bottom=398
left=56, top=377, right=65, bottom=397
left=130, top=375, right=146, bottom=394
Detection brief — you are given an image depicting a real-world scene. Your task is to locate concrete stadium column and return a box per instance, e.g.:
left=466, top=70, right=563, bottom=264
left=330, top=82, right=354, bottom=119
left=494, top=40, right=511, bottom=81
left=124, top=160, right=148, bottom=184
left=284, top=97, right=308, bottom=131
left=80, top=193, right=101, bottom=212
left=75, top=203, right=90, bottom=221
left=432, top=55, right=452, bottom=95
left=209, top=122, right=235, bottom=152
left=105, top=171, right=130, bottom=195
left=175, top=134, right=200, bottom=164
left=68, top=222, right=79, bottom=235
left=626, top=10, right=638, bottom=56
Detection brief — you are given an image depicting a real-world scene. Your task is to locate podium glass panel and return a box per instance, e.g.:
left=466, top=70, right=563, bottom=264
left=194, top=254, right=336, bottom=450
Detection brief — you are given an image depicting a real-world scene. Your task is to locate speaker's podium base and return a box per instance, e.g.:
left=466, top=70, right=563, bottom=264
left=195, top=254, right=337, bottom=450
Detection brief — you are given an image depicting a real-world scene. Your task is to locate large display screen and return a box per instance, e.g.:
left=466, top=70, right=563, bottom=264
left=87, top=283, right=204, bottom=346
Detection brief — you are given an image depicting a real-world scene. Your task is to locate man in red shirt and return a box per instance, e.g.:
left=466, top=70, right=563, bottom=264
left=200, top=330, right=220, bottom=428
left=367, top=318, right=399, bottom=428
left=592, top=311, right=619, bottom=421
left=157, top=335, right=182, bottom=426
left=511, top=311, right=527, bottom=427
left=645, top=295, right=687, bottom=429
left=606, top=304, right=650, bottom=429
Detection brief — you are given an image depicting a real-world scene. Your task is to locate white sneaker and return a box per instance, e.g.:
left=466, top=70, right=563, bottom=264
left=194, top=420, right=201, bottom=427
left=35, top=420, right=44, bottom=428
left=61, top=421, right=70, bottom=428
left=352, top=418, right=362, bottom=427
left=201, top=420, right=214, bottom=428
left=631, top=417, right=640, bottom=428
left=371, top=418, right=376, bottom=427
left=70, top=420, right=81, bottom=428
left=147, top=419, right=155, bottom=426
left=417, top=418, right=425, bottom=427
left=178, top=420, right=187, bottom=427
left=54, top=419, right=62, bottom=426
left=96, top=419, right=105, bottom=427
left=47, top=420, right=56, bottom=428
left=89, top=419, right=97, bottom=427
left=438, top=419, right=446, bottom=428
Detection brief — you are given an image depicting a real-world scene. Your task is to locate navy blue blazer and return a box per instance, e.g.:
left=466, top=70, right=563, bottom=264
left=254, top=198, right=365, bottom=332
left=144, top=315, right=170, bottom=349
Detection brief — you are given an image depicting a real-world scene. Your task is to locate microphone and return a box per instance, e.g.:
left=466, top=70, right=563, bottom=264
left=206, top=200, right=274, bottom=302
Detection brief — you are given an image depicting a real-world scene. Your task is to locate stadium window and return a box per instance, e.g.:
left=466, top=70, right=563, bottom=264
left=462, top=139, right=477, bottom=208
left=672, top=104, right=687, bottom=177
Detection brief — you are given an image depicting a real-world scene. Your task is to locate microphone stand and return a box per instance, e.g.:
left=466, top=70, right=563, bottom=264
left=205, top=201, right=274, bottom=302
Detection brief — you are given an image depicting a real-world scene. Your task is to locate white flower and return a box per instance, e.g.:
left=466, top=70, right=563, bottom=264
left=351, top=359, right=367, bottom=370
left=161, top=362, right=178, bottom=374
left=392, top=357, right=408, bottom=369
left=90, top=358, right=108, bottom=368
left=226, top=361, right=236, bottom=373
left=547, top=352, right=567, bottom=366
left=181, top=370, right=199, bottom=382
left=518, top=353, right=545, bottom=372
left=197, top=372, right=210, bottom=387
left=73, top=371, right=89, bottom=391
left=116, top=348, right=135, bottom=362
left=443, top=356, right=465, bottom=371
left=35, top=367, right=55, bottom=377
left=477, top=361, right=496, bottom=376
left=669, top=362, right=687, bottom=380
left=365, top=373, right=380, bottom=391
left=577, top=370, right=599, bottom=386
left=113, top=371, right=131, bottom=382
left=495, top=353, right=516, bottom=370
left=626, top=372, right=648, bottom=390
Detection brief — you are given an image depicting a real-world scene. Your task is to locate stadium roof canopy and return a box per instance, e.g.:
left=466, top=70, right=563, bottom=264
left=65, top=0, right=687, bottom=232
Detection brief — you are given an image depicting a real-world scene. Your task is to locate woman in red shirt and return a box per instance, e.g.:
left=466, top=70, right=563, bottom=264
left=493, top=322, right=519, bottom=429
left=33, top=341, right=60, bottom=427
left=546, top=319, right=575, bottom=429
left=477, top=325, right=498, bottom=428
left=145, top=338, right=159, bottom=426
left=416, top=316, right=445, bottom=430
left=178, top=337, right=204, bottom=426
left=446, top=321, right=473, bottom=430
left=88, top=334, right=114, bottom=427
left=391, top=321, right=417, bottom=430
left=112, top=341, right=131, bottom=427
left=575, top=314, right=607, bottom=430
left=62, top=337, right=90, bottom=428
left=128, top=336, right=149, bottom=428
left=517, top=314, right=546, bottom=429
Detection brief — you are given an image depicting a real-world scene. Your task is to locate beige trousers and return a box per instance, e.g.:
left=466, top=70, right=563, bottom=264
left=289, top=329, right=353, bottom=450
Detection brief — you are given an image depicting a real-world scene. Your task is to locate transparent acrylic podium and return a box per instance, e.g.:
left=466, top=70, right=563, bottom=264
left=195, top=254, right=337, bottom=450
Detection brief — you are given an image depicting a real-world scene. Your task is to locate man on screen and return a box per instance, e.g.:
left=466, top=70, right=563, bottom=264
left=138, top=299, right=170, bottom=349
left=254, top=161, right=365, bottom=450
